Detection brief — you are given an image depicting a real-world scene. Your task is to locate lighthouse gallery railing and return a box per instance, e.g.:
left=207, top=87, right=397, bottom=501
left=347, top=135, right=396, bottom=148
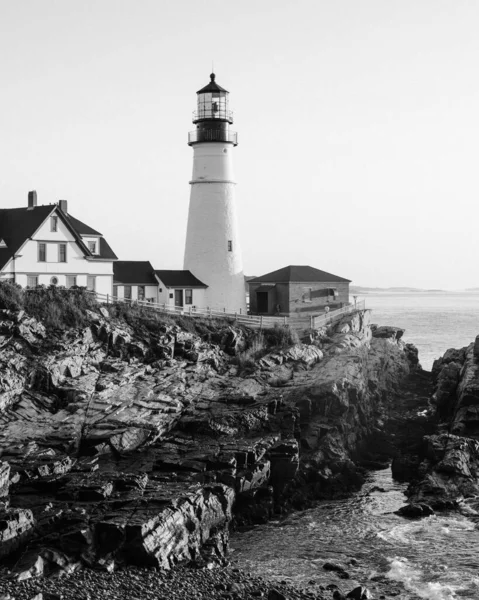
left=188, top=129, right=238, bottom=145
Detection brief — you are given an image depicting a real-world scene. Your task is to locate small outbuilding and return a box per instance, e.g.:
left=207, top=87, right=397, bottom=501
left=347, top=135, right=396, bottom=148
left=154, top=270, right=207, bottom=309
left=248, top=265, right=351, bottom=316
left=113, top=261, right=159, bottom=302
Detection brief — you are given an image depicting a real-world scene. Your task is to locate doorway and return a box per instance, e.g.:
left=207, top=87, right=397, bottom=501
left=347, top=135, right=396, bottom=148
left=257, top=292, right=269, bottom=313
left=174, top=289, right=184, bottom=308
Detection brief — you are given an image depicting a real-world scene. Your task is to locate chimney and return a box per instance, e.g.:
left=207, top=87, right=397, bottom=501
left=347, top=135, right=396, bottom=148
left=28, top=190, right=37, bottom=208
left=58, top=200, right=68, bottom=214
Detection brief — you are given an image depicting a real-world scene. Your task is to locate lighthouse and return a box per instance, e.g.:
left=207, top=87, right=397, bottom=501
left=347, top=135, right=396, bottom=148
left=183, top=73, right=246, bottom=313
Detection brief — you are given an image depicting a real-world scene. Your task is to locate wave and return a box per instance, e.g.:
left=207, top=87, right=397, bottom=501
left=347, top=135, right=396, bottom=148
left=386, top=557, right=462, bottom=600
left=378, top=515, right=476, bottom=545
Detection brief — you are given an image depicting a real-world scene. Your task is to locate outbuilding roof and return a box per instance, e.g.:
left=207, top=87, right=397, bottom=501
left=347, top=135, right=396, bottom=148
left=114, top=261, right=157, bottom=285
left=248, top=265, right=351, bottom=284
left=155, top=270, right=207, bottom=288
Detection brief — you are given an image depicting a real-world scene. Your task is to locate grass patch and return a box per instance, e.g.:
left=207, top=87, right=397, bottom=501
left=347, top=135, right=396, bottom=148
left=234, top=324, right=300, bottom=374
left=0, top=281, right=99, bottom=330
left=106, top=300, right=249, bottom=341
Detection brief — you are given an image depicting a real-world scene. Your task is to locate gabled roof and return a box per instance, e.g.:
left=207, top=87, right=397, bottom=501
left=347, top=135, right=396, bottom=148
left=0, top=204, right=117, bottom=269
left=0, top=205, right=55, bottom=270
left=249, top=265, right=351, bottom=284
left=63, top=212, right=117, bottom=260
left=65, top=214, right=102, bottom=236
left=154, top=270, right=207, bottom=288
left=114, top=261, right=157, bottom=285
left=96, top=237, right=118, bottom=260
left=197, top=73, right=228, bottom=95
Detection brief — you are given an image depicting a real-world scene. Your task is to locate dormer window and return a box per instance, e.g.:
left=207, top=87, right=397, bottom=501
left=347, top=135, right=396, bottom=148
left=88, top=241, right=97, bottom=254
left=0, top=238, right=6, bottom=248
left=51, top=216, right=58, bottom=232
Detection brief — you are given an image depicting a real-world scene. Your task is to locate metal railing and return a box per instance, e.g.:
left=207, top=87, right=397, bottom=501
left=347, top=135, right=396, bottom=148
left=91, top=291, right=288, bottom=330
left=188, top=129, right=238, bottom=145
left=192, top=109, right=234, bottom=123
left=311, top=300, right=366, bottom=329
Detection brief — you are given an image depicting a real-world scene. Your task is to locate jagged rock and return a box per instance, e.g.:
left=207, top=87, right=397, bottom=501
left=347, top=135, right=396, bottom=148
left=0, top=461, right=10, bottom=496
left=346, top=586, right=372, bottom=599
left=0, top=304, right=420, bottom=576
left=0, top=508, right=35, bottom=559
left=372, top=326, right=404, bottom=340
left=323, top=561, right=346, bottom=572
left=395, top=503, right=435, bottom=518
left=96, top=484, right=234, bottom=568
left=259, top=344, right=322, bottom=370
left=268, top=590, right=286, bottom=600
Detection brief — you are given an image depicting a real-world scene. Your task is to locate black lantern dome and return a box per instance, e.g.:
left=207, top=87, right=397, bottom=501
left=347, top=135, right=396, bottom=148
left=188, top=73, right=237, bottom=146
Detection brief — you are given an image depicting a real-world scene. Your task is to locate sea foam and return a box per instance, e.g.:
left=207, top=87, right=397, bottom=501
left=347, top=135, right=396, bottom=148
left=387, top=557, right=460, bottom=600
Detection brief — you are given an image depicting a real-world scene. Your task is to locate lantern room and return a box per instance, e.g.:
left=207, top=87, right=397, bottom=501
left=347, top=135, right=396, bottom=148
left=193, top=73, right=233, bottom=124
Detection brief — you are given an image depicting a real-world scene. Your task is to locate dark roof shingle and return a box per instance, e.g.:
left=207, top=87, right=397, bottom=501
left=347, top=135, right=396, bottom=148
left=154, top=270, right=207, bottom=288
left=249, top=265, right=351, bottom=284
left=197, top=73, right=228, bottom=95
left=66, top=214, right=102, bottom=236
left=114, top=261, right=157, bottom=284
left=97, top=237, right=118, bottom=260
left=0, top=205, right=117, bottom=268
left=0, top=206, right=55, bottom=269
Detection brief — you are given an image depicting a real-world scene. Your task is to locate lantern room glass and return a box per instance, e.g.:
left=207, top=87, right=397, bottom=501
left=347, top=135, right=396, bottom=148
left=197, top=91, right=229, bottom=121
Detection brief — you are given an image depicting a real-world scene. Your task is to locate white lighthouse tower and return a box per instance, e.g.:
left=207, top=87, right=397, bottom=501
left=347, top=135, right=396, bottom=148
left=184, top=73, right=246, bottom=313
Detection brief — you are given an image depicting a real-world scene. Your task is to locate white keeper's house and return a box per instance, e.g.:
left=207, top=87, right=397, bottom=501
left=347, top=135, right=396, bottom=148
left=0, top=191, right=117, bottom=295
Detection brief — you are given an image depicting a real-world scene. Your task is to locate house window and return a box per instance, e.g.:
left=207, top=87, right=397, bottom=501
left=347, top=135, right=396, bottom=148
left=58, top=243, right=67, bottom=262
left=228, top=240, right=233, bottom=252
left=51, top=216, right=58, bottom=232
left=185, top=289, right=193, bottom=304
left=302, top=288, right=312, bottom=303
left=87, top=276, right=96, bottom=291
left=138, top=286, right=145, bottom=301
left=27, top=275, right=38, bottom=288
left=169, top=293, right=174, bottom=299
left=124, top=285, right=132, bottom=300
left=113, top=286, right=118, bottom=299
left=88, top=241, right=97, bottom=254
left=66, top=276, right=77, bottom=288
left=159, top=288, right=162, bottom=293
left=38, top=242, right=46, bottom=262
left=50, top=276, right=59, bottom=286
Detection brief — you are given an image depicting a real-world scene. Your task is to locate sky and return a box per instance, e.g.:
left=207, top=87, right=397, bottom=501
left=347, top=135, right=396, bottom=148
left=0, top=0, right=478, bottom=289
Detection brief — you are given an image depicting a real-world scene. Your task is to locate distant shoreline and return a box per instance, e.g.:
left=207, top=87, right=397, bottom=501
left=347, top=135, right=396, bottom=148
left=350, top=286, right=479, bottom=294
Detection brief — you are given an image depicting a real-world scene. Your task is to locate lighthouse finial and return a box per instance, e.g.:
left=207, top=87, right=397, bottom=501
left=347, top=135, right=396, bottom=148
left=210, top=72, right=215, bottom=82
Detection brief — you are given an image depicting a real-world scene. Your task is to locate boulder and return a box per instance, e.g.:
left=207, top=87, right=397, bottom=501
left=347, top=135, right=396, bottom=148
left=395, top=503, right=435, bottom=518
left=372, top=326, right=404, bottom=340
left=0, top=508, right=35, bottom=559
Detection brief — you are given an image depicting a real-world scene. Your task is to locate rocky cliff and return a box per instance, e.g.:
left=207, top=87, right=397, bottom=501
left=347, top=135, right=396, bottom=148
left=400, top=335, right=479, bottom=514
left=0, top=296, right=419, bottom=580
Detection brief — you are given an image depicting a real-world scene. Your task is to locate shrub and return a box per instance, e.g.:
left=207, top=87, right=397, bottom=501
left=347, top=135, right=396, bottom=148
left=23, top=285, right=99, bottom=330
left=263, top=324, right=300, bottom=348
left=0, top=281, right=24, bottom=311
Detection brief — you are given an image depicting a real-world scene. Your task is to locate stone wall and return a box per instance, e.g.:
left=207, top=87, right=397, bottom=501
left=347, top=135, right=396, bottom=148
left=248, top=281, right=349, bottom=315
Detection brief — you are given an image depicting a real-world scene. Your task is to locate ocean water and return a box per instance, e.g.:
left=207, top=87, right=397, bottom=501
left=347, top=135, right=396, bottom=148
left=231, top=293, right=479, bottom=599
left=231, top=470, right=479, bottom=600
left=363, top=291, right=479, bottom=371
